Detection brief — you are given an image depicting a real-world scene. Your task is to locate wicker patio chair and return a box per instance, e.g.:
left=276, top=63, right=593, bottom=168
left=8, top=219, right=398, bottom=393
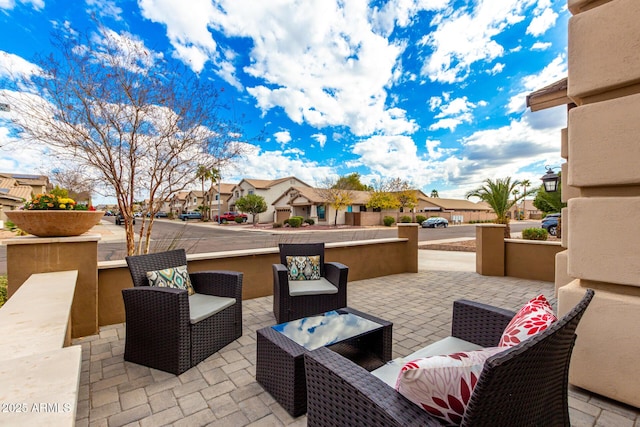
left=122, top=249, right=243, bottom=375
left=304, top=289, right=594, bottom=427
left=273, top=243, right=348, bottom=323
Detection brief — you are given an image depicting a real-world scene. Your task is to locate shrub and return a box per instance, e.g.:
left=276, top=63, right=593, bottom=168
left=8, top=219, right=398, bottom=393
left=283, top=218, right=290, bottom=225
left=0, top=275, right=6, bottom=308
left=399, top=215, right=412, bottom=223
left=291, top=216, right=304, bottom=224
left=288, top=217, right=302, bottom=228
left=416, top=215, right=427, bottom=224
left=383, top=216, right=395, bottom=226
left=522, top=228, right=549, bottom=241
left=272, top=222, right=282, bottom=228
left=304, top=218, right=315, bottom=225
left=234, top=216, right=244, bottom=223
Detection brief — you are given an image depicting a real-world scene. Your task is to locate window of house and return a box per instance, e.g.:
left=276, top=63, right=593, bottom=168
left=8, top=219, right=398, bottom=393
left=347, top=205, right=352, bottom=213
left=317, top=205, right=326, bottom=220
left=248, top=190, right=254, bottom=195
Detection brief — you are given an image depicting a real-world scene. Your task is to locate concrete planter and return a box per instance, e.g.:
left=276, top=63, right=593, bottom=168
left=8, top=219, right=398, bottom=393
left=5, top=210, right=104, bottom=237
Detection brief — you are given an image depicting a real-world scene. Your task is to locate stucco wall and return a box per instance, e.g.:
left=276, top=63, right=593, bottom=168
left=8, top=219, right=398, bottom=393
left=505, top=239, right=563, bottom=283
left=98, top=224, right=419, bottom=328
left=559, top=0, right=640, bottom=408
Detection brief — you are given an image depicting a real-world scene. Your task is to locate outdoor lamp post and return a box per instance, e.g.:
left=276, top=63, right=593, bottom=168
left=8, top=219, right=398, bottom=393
left=541, top=166, right=560, bottom=193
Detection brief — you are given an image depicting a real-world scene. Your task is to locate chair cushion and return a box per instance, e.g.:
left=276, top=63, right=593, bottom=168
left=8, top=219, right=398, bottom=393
left=286, top=255, right=321, bottom=280
left=396, top=347, right=504, bottom=425
left=499, top=294, right=557, bottom=347
left=146, top=265, right=195, bottom=296
left=288, top=277, right=338, bottom=296
left=188, top=293, right=235, bottom=324
left=372, top=336, right=483, bottom=387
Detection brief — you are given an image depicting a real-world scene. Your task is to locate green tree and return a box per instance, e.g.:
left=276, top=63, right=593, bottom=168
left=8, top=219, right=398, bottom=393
left=235, top=194, right=267, bottom=225
left=430, top=189, right=439, bottom=198
left=466, top=177, right=522, bottom=238
left=533, top=176, right=566, bottom=214
left=334, top=173, right=372, bottom=191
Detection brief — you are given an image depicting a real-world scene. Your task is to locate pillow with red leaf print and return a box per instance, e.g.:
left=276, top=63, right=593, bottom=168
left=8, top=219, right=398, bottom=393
left=498, top=294, right=557, bottom=348
left=395, top=347, right=504, bottom=425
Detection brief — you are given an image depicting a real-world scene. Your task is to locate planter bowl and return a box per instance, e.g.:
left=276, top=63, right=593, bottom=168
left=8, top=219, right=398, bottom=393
left=5, top=210, right=105, bottom=237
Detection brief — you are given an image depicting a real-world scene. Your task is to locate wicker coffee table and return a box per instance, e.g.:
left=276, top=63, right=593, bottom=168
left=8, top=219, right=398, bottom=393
left=256, top=307, right=392, bottom=417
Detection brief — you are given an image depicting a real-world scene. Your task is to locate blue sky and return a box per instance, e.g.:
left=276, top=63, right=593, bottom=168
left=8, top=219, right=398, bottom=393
left=0, top=0, right=568, bottom=201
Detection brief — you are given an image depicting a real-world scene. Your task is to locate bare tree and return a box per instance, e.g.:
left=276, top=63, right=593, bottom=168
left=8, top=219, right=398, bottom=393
left=48, top=166, right=97, bottom=204
left=0, top=24, right=245, bottom=255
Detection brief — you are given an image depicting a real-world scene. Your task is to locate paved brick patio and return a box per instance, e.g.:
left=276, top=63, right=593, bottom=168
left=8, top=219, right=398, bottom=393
left=74, top=252, right=640, bottom=426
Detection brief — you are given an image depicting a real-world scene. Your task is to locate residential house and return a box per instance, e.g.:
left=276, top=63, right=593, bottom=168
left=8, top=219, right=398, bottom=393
left=509, top=198, right=543, bottom=220
left=0, top=173, right=51, bottom=222
left=204, top=183, right=234, bottom=219
left=228, top=177, right=312, bottom=223
left=272, top=186, right=370, bottom=225
left=183, top=190, right=204, bottom=214
left=168, top=191, right=189, bottom=217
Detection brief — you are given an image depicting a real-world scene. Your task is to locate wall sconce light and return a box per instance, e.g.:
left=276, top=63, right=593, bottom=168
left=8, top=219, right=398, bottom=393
left=540, top=166, right=560, bottom=193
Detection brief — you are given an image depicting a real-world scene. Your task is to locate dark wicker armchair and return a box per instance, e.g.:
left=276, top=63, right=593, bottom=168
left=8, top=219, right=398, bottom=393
left=304, top=289, right=594, bottom=427
left=122, top=249, right=242, bottom=375
left=273, top=243, right=348, bottom=323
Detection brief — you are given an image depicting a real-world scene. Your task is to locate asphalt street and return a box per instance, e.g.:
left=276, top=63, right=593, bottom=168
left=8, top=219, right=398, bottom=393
left=0, top=218, right=540, bottom=274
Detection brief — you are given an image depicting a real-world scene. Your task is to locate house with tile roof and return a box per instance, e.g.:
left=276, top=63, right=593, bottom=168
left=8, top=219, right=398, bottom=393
left=168, top=191, right=190, bottom=218
left=272, top=186, right=370, bottom=225
left=228, top=177, right=312, bottom=223
left=0, top=173, right=51, bottom=222
left=204, top=183, right=235, bottom=220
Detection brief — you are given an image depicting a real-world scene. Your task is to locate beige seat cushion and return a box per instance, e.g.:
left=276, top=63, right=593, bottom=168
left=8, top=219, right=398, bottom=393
left=371, top=336, right=483, bottom=387
left=188, top=293, right=235, bottom=324
left=289, top=278, right=338, bottom=296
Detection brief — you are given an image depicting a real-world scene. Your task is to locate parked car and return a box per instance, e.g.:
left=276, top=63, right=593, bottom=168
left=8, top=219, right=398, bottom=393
left=421, top=217, right=449, bottom=228
left=541, top=213, right=560, bottom=236
left=179, top=211, right=202, bottom=221
left=154, top=211, right=168, bottom=218
left=115, top=212, right=135, bottom=225
left=213, top=211, right=248, bottom=223
left=133, top=212, right=142, bottom=217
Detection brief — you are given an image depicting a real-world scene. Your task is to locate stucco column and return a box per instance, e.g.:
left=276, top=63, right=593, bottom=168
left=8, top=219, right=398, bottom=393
left=475, top=224, right=505, bottom=276
left=4, top=234, right=100, bottom=338
left=397, top=223, right=419, bottom=273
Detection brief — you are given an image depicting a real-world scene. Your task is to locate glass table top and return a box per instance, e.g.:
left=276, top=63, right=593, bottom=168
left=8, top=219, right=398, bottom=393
left=271, top=310, right=382, bottom=350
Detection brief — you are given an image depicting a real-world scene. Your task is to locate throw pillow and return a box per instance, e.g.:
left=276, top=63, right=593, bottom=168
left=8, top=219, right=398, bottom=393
left=286, top=255, right=321, bottom=281
left=396, top=347, right=504, bottom=425
left=146, top=265, right=195, bottom=296
left=499, top=294, right=557, bottom=348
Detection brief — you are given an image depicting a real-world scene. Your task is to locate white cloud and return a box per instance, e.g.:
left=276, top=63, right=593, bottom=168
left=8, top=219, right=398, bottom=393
left=428, top=95, right=477, bottom=132
left=526, top=7, right=558, bottom=37
left=0, top=0, right=43, bottom=10
left=531, top=42, right=552, bottom=51
left=420, top=0, right=536, bottom=83
left=487, top=62, right=505, bottom=75
left=0, top=51, right=42, bottom=81
left=140, top=0, right=418, bottom=137
left=370, top=0, right=450, bottom=36
left=311, top=133, right=327, bottom=148
left=86, top=0, right=123, bottom=20
left=226, top=143, right=335, bottom=187
left=273, top=130, right=292, bottom=147
left=507, top=54, right=566, bottom=113
left=139, top=0, right=218, bottom=73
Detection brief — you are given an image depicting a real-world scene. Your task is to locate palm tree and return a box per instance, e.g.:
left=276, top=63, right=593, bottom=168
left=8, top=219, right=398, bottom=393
left=430, top=189, right=439, bottom=198
left=520, top=179, right=531, bottom=219
left=195, top=165, right=213, bottom=221
left=208, top=168, right=221, bottom=221
left=466, top=177, right=521, bottom=238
